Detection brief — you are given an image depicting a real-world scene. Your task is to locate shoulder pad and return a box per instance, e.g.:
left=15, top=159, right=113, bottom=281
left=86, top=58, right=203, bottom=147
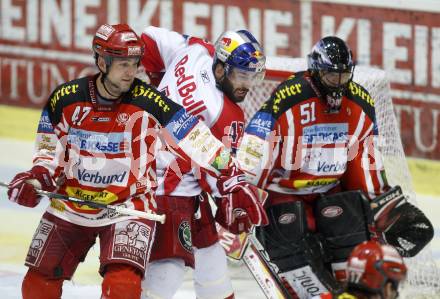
left=47, top=77, right=87, bottom=122
left=264, top=71, right=315, bottom=119
left=128, top=79, right=182, bottom=124
left=346, top=81, right=375, bottom=120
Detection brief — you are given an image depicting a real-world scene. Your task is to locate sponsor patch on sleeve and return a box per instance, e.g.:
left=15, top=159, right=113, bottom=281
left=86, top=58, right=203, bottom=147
left=246, top=112, right=275, bottom=139
left=37, top=109, right=54, bottom=133
left=165, top=108, right=199, bottom=142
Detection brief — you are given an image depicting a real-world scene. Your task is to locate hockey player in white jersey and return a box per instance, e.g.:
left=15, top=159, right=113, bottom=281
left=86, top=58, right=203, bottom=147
left=140, top=26, right=267, bottom=298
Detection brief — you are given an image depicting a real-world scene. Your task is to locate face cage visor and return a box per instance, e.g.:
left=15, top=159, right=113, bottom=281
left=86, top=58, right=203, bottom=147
left=319, top=69, right=353, bottom=90
left=227, top=66, right=266, bottom=89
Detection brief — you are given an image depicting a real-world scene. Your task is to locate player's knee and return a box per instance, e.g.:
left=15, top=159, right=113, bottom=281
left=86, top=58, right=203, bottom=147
left=194, top=242, right=228, bottom=278
left=142, top=258, right=186, bottom=299
left=194, top=243, right=234, bottom=299
left=102, top=264, right=142, bottom=299
left=22, top=268, right=63, bottom=299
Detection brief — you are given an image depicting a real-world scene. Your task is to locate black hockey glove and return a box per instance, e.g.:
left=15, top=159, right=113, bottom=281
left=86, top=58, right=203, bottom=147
left=371, top=186, right=434, bottom=257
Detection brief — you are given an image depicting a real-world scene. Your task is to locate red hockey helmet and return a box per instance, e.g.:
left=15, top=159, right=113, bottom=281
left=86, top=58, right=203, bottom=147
left=92, top=24, right=144, bottom=60
left=347, top=241, right=407, bottom=294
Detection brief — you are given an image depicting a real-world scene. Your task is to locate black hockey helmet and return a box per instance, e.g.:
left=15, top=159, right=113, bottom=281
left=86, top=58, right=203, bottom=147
left=307, top=36, right=355, bottom=112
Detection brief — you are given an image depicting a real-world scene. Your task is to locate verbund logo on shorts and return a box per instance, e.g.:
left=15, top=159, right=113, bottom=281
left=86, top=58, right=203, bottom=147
left=301, top=123, right=348, bottom=145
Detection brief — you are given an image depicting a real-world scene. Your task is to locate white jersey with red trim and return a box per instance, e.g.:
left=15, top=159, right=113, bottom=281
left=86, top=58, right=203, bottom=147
left=141, top=26, right=245, bottom=197
left=237, top=71, right=388, bottom=198
left=33, top=74, right=230, bottom=227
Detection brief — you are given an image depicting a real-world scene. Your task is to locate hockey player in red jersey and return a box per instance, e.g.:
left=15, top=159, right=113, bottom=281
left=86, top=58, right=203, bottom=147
left=139, top=26, right=267, bottom=298
left=6, top=24, right=267, bottom=299
left=315, top=240, right=407, bottom=299
left=237, top=36, right=432, bottom=298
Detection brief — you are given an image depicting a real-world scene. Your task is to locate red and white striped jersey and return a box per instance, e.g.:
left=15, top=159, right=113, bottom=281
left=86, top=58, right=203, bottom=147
left=237, top=71, right=388, bottom=199
left=141, top=26, right=245, bottom=197
left=34, top=74, right=230, bottom=226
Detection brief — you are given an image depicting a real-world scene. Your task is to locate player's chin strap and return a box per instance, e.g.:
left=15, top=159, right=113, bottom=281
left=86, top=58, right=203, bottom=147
left=100, top=73, right=121, bottom=99
left=97, top=56, right=122, bottom=99
left=0, top=181, right=165, bottom=224
left=371, top=186, right=434, bottom=257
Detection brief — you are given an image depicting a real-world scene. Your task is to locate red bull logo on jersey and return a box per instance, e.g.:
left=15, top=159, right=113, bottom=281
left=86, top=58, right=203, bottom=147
left=174, top=54, right=207, bottom=120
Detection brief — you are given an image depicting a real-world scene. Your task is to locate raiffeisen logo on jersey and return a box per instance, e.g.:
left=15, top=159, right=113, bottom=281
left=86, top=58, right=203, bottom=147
left=302, top=123, right=348, bottom=144
left=67, top=128, right=131, bottom=154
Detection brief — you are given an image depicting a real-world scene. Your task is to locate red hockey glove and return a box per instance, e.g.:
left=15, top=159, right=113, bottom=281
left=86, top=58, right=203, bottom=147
left=217, top=174, right=268, bottom=229
left=7, top=166, right=55, bottom=208
left=215, top=196, right=252, bottom=234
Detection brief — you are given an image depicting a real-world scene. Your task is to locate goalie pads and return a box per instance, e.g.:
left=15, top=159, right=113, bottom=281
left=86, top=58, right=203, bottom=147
left=371, top=186, right=434, bottom=257
left=255, top=201, right=342, bottom=298
left=315, top=190, right=373, bottom=263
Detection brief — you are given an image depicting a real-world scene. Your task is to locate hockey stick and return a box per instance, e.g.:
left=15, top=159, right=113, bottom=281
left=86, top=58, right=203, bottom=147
left=0, top=181, right=165, bottom=223
left=217, top=225, right=291, bottom=298
left=242, top=233, right=291, bottom=299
